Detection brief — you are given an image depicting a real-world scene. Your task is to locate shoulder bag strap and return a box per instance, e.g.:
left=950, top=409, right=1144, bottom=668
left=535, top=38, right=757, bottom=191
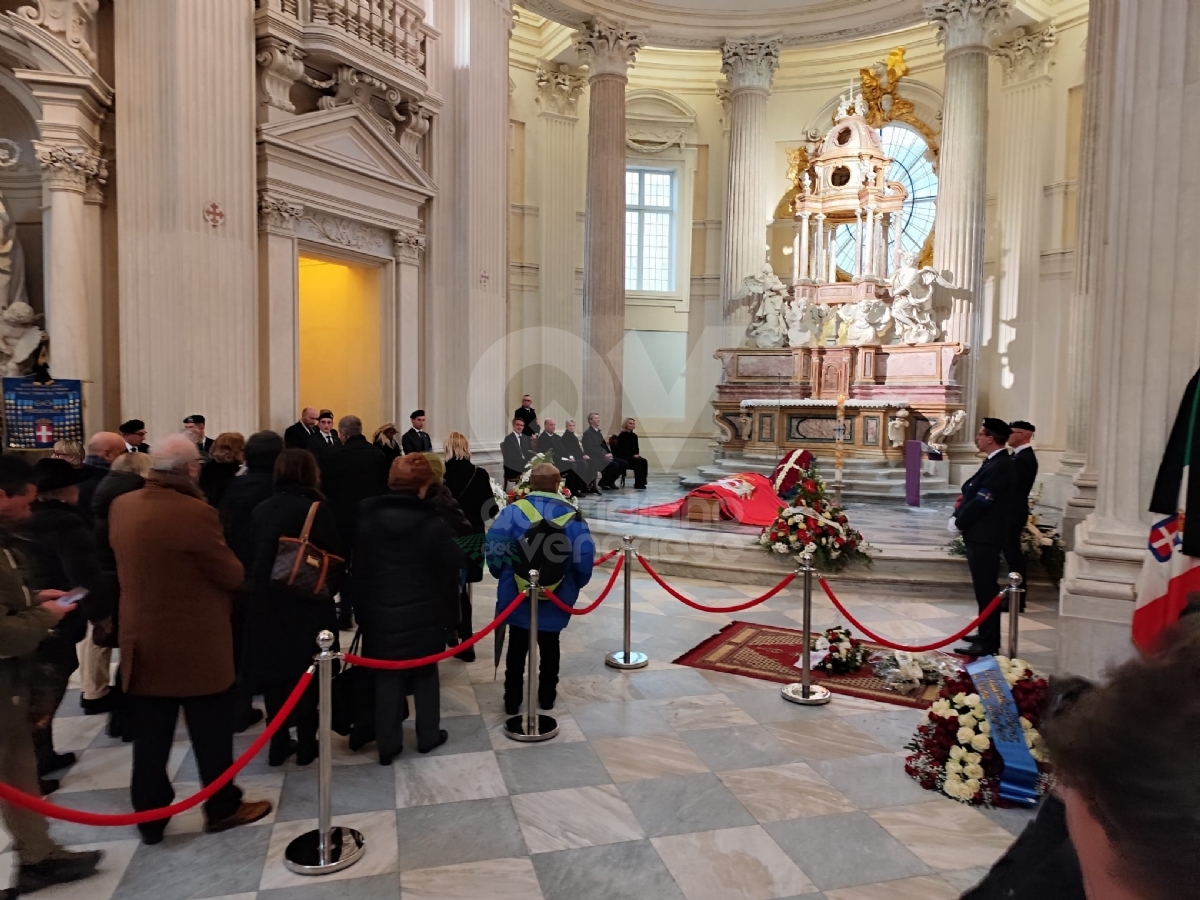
left=299, top=501, right=320, bottom=543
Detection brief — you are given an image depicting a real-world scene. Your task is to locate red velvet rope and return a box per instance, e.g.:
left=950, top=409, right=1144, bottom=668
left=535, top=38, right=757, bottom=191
left=595, top=548, right=620, bottom=566
left=818, top=576, right=1005, bottom=652
left=544, top=554, right=623, bottom=616
left=636, top=554, right=796, bottom=613
left=0, top=667, right=315, bottom=826
left=345, top=592, right=526, bottom=669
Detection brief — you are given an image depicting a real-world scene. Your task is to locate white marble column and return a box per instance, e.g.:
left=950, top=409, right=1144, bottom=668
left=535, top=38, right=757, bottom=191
left=924, top=0, right=1011, bottom=458
left=575, top=20, right=644, bottom=431
left=993, top=24, right=1057, bottom=421
left=1059, top=1, right=1200, bottom=678
left=256, top=193, right=302, bottom=432
left=423, top=0, right=513, bottom=462
left=394, top=231, right=425, bottom=420
left=536, top=62, right=587, bottom=421
left=720, top=39, right=780, bottom=341
left=33, top=143, right=104, bottom=392
left=797, top=213, right=811, bottom=282
left=114, top=0, right=258, bottom=436
left=1060, top=0, right=1117, bottom=546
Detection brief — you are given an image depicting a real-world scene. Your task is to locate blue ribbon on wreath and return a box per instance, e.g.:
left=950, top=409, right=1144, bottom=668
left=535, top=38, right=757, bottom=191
left=966, top=656, right=1040, bottom=805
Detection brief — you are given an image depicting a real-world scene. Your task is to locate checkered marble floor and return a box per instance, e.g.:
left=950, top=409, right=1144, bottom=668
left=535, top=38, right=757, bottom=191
left=5, top=568, right=1059, bottom=899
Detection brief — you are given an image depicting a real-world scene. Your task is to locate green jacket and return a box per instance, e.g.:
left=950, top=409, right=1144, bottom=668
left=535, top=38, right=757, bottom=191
left=0, top=525, right=57, bottom=725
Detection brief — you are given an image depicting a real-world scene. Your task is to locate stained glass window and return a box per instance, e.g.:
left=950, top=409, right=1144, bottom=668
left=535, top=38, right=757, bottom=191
left=625, top=168, right=676, bottom=293
left=833, top=125, right=938, bottom=274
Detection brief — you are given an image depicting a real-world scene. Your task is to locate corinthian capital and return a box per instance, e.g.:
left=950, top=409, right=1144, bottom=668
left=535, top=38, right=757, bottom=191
left=536, top=63, right=587, bottom=117
left=258, top=191, right=304, bottom=233
left=720, top=39, right=781, bottom=92
left=394, top=230, right=426, bottom=262
left=33, top=141, right=106, bottom=194
left=573, top=20, right=645, bottom=80
left=995, top=24, right=1058, bottom=83
left=923, top=0, right=1012, bottom=53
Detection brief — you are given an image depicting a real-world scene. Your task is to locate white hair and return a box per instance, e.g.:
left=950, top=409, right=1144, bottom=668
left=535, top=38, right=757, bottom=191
left=150, top=433, right=200, bottom=472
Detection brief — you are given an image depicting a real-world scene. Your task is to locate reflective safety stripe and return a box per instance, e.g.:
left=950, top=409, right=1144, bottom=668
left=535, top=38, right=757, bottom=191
left=513, top=498, right=575, bottom=528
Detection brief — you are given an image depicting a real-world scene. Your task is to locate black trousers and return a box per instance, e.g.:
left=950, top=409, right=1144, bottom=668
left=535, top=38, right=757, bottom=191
left=597, top=459, right=625, bottom=487
left=1003, top=527, right=1028, bottom=606
left=503, top=466, right=523, bottom=482
left=375, top=665, right=439, bottom=758
left=29, top=659, right=73, bottom=776
left=504, top=625, right=561, bottom=709
left=964, top=541, right=1003, bottom=654
left=264, top=679, right=318, bottom=757
left=621, top=456, right=649, bottom=487
left=456, top=584, right=473, bottom=641
left=127, top=690, right=242, bottom=838
left=563, top=468, right=590, bottom=497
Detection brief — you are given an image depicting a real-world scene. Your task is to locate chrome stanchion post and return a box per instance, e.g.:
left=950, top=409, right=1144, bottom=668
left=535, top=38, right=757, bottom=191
left=606, top=535, right=648, bottom=670
left=505, top=571, right=559, bottom=741
left=782, top=551, right=832, bottom=706
left=1006, top=572, right=1023, bottom=659
left=285, top=630, right=366, bottom=875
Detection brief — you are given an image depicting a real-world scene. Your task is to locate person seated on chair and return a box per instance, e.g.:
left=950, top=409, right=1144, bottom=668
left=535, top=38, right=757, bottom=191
left=501, top=417, right=533, bottom=483
left=613, top=418, right=649, bottom=490
left=557, top=419, right=591, bottom=496
left=485, top=463, right=593, bottom=715
left=582, top=413, right=624, bottom=491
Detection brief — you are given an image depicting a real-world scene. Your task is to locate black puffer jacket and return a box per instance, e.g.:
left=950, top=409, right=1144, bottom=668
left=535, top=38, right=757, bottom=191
left=352, top=491, right=465, bottom=661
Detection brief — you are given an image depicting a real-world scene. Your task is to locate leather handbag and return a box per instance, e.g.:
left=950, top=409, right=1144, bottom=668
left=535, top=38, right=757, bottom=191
left=331, top=630, right=372, bottom=736
left=269, top=501, right=344, bottom=599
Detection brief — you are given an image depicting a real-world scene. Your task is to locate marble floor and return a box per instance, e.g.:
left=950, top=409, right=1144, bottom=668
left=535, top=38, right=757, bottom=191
left=4, top=557, right=1059, bottom=899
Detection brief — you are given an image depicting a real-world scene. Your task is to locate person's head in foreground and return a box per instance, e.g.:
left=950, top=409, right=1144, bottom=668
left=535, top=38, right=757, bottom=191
left=529, top=463, right=560, bottom=493
left=389, top=453, right=436, bottom=498
left=1044, top=617, right=1200, bottom=900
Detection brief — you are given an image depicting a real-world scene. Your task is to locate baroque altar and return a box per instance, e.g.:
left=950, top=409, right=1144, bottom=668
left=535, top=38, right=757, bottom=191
left=715, top=88, right=966, bottom=466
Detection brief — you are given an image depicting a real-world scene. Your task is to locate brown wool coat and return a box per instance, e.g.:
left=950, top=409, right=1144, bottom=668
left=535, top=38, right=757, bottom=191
left=110, top=476, right=244, bottom=697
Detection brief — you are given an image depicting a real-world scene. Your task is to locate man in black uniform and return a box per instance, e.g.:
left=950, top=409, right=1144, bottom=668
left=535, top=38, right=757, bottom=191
left=952, top=418, right=1016, bottom=658
left=582, top=412, right=622, bottom=490
left=1005, top=420, right=1039, bottom=610
left=307, top=410, right=341, bottom=460
left=514, top=394, right=540, bottom=438
left=557, top=419, right=590, bottom=496
left=119, top=420, right=150, bottom=454
left=183, top=415, right=214, bottom=458
left=501, top=417, right=533, bottom=482
left=284, top=407, right=319, bottom=450
left=400, top=410, right=433, bottom=455
left=613, top=417, right=649, bottom=490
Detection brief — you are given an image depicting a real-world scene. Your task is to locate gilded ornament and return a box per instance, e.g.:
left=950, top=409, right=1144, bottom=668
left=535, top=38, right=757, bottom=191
left=858, top=48, right=940, bottom=158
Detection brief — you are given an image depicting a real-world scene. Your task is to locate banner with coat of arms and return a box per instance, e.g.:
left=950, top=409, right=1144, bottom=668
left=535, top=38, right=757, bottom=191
left=2, top=378, right=83, bottom=450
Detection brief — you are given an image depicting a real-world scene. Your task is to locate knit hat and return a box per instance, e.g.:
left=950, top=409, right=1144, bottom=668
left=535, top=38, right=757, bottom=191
left=389, top=453, right=436, bottom=492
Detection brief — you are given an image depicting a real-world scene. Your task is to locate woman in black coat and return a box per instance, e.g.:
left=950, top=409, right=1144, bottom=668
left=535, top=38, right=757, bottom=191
left=198, top=432, right=244, bottom=510
left=352, top=454, right=465, bottom=764
left=242, top=449, right=341, bottom=767
left=441, top=432, right=498, bottom=662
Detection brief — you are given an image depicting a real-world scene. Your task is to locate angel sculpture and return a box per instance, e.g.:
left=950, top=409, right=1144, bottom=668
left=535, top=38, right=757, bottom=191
left=838, top=298, right=892, bottom=345
left=887, top=409, right=910, bottom=448
left=0, top=301, right=45, bottom=376
left=738, top=264, right=790, bottom=349
left=889, top=251, right=955, bottom=345
left=925, top=409, right=967, bottom=454
left=784, top=296, right=827, bottom=347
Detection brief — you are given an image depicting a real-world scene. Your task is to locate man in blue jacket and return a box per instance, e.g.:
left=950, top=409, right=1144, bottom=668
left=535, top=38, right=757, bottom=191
left=486, top=464, right=594, bottom=714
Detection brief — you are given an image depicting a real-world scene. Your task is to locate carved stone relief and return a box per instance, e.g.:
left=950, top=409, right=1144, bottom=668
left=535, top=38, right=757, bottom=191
left=294, top=210, right=392, bottom=257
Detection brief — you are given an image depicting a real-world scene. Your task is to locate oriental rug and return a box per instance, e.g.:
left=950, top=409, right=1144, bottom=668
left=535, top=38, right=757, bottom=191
left=673, top=620, right=941, bottom=710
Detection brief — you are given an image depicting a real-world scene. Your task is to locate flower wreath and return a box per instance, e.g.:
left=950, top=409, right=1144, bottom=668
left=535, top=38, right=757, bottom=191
left=812, top=626, right=870, bottom=675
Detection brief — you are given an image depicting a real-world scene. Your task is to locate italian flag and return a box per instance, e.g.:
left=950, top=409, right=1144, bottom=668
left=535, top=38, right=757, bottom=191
left=1133, top=370, right=1200, bottom=649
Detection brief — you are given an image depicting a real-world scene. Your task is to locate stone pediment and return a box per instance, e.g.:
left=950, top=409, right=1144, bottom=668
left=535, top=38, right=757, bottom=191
left=259, top=105, right=436, bottom=197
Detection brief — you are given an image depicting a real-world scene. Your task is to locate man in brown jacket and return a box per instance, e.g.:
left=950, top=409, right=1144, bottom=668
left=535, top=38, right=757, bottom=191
left=0, top=455, right=102, bottom=895
left=110, top=434, right=271, bottom=845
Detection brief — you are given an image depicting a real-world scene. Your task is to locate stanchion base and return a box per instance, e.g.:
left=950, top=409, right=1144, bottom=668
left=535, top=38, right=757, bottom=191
left=605, top=650, right=649, bottom=670
left=284, top=826, right=366, bottom=876
left=781, top=683, right=833, bottom=706
left=504, top=714, right=559, bottom=742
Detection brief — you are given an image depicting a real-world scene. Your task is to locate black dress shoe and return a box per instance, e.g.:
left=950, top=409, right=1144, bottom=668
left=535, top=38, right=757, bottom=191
left=454, top=645, right=476, bottom=663
left=418, top=730, right=449, bottom=754
left=268, top=739, right=297, bottom=767
left=139, top=825, right=165, bottom=846
left=960, top=633, right=980, bottom=644
left=235, top=708, right=264, bottom=734
left=954, top=643, right=991, bottom=658
left=539, top=694, right=556, bottom=710
left=17, top=850, right=103, bottom=893
left=504, top=699, right=521, bottom=716
left=38, top=778, right=59, bottom=796
left=80, top=693, right=115, bottom=715
left=348, top=729, right=375, bottom=752
left=295, top=743, right=318, bottom=767
left=598, top=482, right=617, bottom=490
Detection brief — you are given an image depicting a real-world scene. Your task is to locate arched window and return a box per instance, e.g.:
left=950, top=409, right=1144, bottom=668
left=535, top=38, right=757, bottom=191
left=834, top=124, right=937, bottom=274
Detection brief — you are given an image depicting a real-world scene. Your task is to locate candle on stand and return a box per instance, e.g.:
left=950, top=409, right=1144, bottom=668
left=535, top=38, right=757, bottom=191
left=834, top=394, right=846, bottom=507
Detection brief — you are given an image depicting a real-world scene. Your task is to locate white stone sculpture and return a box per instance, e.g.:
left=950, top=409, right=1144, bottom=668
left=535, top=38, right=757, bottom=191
left=0, top=196, right=28, bottom=311
left=739, top=264, right=791, bottom=349
left=0, top=302, right=44, bottom=376
left=784, top=296, right=827, bottom=347
left=926, top=409, right=967, bottom=454
left=838, top=299, right=892, bottom=345
left=887, top=409, right=910, bottom=448
left=889, top=251, right=956, bottom=345
left=799, top=171, right=811, bottom=195
left=735, top=412, right=753, bottom=441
